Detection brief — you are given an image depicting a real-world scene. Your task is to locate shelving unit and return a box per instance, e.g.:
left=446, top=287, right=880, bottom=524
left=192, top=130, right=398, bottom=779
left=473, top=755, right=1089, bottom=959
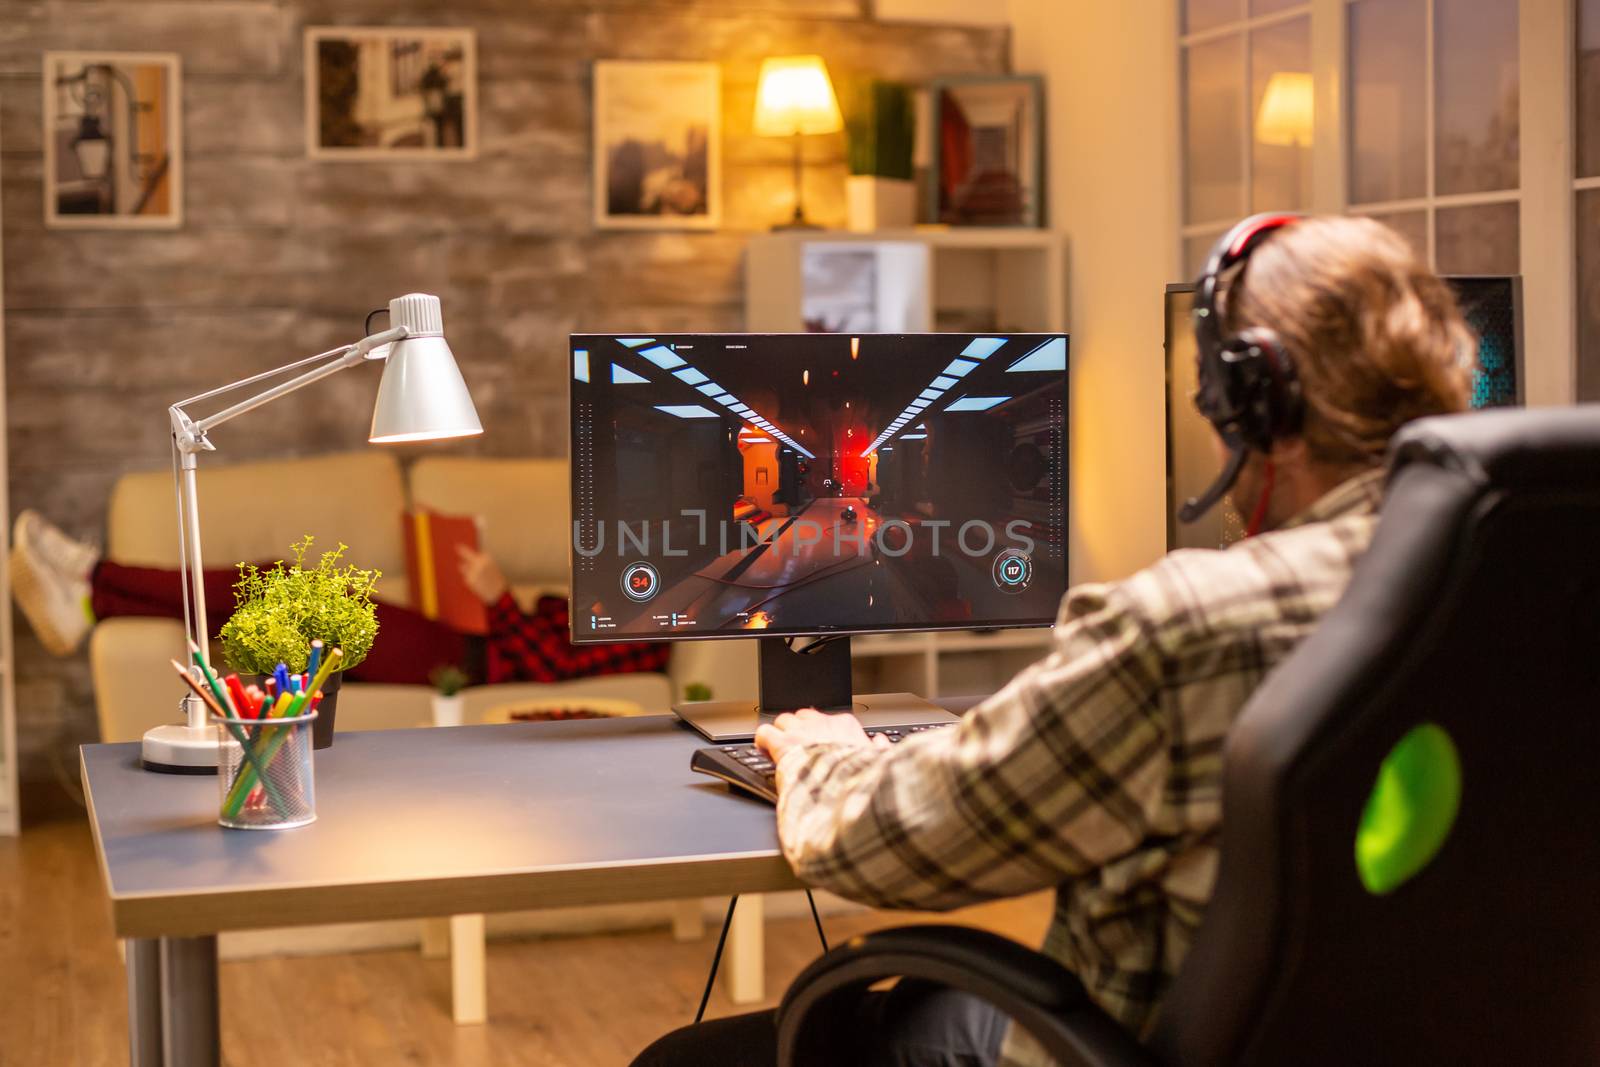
left=745, top=228, right=1067, bottom=335
left=852, top=629, right=1055, bottom=700
left=0, top=119, right=16, bottom=836
left=744, top=227, right=1068, bottom=704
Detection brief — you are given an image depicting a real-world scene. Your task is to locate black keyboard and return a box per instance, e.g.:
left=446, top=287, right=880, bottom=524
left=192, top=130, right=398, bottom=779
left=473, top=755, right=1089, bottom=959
left=690, top=723, right=957, bottom=804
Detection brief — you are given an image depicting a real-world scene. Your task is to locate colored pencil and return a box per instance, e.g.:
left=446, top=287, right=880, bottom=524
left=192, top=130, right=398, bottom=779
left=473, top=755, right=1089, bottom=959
left=224, top=675, right=251, bottom=719
left=188, top=640, right=236, bottom=716
left=170, top=660, right=289, bottom=815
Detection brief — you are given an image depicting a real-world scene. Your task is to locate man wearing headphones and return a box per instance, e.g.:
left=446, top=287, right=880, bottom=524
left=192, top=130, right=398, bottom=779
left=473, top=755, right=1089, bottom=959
left=634, top=215, right=1475, bottom=1067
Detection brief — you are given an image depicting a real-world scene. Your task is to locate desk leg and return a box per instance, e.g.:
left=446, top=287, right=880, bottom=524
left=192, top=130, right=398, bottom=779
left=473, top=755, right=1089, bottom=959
left=419, top=916, right=450, bottom=959
left=126, top=939, right=163, bottom=1067
left=449, top=914, right=487, bottom=1024
left=160, top=935, right=219, bottom=1067
left=670, top=899, right=705, bottom=941
left=723, top=894, right=764, bottom=1005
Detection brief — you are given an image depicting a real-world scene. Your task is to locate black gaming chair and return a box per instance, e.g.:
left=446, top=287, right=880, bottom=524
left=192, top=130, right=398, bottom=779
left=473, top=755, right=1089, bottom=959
left=776, top=408, right=1600, bottom=1066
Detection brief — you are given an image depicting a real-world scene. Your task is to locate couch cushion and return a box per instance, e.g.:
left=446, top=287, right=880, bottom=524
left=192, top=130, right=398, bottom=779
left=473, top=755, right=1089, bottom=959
left=410, top=457, right=569, bottom=587
left=107, top=452, right=409, bottom=590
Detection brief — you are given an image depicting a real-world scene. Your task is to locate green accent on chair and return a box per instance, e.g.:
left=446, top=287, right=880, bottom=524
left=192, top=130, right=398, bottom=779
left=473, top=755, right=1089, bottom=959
left=1355, top=723, right=1462, bottom=895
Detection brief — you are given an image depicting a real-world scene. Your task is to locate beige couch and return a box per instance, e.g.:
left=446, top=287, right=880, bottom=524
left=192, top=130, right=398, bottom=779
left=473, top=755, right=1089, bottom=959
left=90, top=450, right=757, bottom=744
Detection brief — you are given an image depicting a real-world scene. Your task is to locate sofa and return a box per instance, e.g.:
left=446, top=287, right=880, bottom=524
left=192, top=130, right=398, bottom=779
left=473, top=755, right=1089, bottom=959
left=90, top=450, right=758, bottom=743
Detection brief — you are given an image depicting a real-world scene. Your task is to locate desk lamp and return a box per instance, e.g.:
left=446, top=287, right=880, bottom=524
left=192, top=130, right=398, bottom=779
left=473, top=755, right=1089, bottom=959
left=753, top=55, right=844, bottom=230
left=143, top=293, right=482, bottom=772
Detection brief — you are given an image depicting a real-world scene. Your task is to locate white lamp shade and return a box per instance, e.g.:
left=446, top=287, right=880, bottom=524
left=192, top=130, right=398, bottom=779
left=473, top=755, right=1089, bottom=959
left=753, top=55, right=844, bottom=137
left=368, top=294, right=484, bottom=444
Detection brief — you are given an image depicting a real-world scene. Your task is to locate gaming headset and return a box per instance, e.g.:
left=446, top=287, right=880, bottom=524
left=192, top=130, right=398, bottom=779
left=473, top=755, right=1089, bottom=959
left=1178, top=212, right=1306, bottom=525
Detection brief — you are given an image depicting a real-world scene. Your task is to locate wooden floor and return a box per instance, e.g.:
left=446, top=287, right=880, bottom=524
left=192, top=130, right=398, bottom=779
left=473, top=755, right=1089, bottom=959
left=0, top=818, right=1053, bottom=1066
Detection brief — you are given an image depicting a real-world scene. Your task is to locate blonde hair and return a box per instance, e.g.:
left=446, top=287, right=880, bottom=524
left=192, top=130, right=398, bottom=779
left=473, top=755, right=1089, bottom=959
left=1226, top=216, right=1473, bottom=469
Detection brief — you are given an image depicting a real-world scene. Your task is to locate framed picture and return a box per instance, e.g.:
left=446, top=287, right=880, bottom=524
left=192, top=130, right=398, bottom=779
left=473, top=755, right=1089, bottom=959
left=43, top=52, right=182, bottom=229
left=593, top=61, right=721, bottom=230
left=928, top=75, right=1044, bottom=228
left=305, top=27, right=477, bottom=160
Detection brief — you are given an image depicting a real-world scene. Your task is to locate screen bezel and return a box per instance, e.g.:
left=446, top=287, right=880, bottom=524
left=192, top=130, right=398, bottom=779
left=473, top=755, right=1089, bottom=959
left=566, top=331, right=1070, bottom=644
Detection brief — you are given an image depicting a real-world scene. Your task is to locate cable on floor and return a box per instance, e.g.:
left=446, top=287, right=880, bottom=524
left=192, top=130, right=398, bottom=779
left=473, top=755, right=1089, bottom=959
left=695, top=895, right=740, bottom=1024
left=805, top=889, right=829, bottom=952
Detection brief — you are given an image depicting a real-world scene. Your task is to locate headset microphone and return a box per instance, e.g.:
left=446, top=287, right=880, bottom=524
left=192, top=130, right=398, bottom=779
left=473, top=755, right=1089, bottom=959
left=1178, top=440, right=1249, bottom=525
left=1179, top=213, right=1304, bottom=525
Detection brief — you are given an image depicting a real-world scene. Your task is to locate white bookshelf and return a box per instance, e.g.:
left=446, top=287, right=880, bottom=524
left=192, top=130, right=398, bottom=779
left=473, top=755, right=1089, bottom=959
left=0, top=119, right=16, bottom=836
left=744, top=227, right=1068, bottom=704
left=852, top=629, right=1054, bottom=701
left=744, top=228, right=1067, bottom=335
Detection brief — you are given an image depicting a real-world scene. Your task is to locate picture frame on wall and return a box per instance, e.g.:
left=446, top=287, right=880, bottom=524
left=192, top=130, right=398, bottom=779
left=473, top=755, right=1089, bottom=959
left=928, top=74, right=1044, bottom=228
left=305, top=27, right=477, bottom=160
left=42, top=51, right=183, bottom=229
left=593, top=60, right=721, bottom=230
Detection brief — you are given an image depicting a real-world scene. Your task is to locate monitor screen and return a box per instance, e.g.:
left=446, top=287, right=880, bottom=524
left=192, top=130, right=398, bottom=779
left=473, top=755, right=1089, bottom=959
left=569, top=333, right=1069, bottom=642
left=1165, top=276, right=1523, bottom=551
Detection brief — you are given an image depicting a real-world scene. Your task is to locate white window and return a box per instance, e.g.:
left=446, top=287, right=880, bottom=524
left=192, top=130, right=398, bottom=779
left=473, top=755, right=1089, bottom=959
left=1346, top=0, right=1521, bottom=274
left=1180, top=0, right=1315, bottom=275
left=1175, top=1, right=1600, bottom=405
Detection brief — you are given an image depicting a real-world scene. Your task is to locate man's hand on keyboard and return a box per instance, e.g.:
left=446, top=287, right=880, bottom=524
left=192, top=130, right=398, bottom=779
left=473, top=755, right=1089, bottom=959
left=755, top=708, right=890, bottom=792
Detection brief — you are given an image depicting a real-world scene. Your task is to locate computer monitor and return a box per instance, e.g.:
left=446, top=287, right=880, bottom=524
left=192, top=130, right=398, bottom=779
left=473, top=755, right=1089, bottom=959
left=1165, top=276, right=1523, bottom=551
left=569, top=332, right=1069, bottom=739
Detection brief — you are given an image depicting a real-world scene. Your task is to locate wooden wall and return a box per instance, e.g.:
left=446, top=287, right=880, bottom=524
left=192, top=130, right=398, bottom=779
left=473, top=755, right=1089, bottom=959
left=0, top=0, right=1009, bottom=816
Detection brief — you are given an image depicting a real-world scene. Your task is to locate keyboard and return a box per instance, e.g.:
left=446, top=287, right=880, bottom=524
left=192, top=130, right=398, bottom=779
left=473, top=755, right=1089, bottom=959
left=689, top=723, right=957, bottom=804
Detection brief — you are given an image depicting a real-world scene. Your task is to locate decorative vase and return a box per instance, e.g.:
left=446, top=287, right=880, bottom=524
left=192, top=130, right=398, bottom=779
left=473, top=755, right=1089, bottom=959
left=433, top=692, right=464, bottom=728
left=846, top=175, right=916, bottom=233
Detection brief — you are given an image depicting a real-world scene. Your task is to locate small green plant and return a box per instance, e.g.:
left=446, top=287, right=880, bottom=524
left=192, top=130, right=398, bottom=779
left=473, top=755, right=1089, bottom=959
left=220, top=536, right=380, bottom=675
left=429, top=665, right=469, bottom=696
left=683, top=682, right=713, bottom=703
left=845, top=79, right=915, bottom=181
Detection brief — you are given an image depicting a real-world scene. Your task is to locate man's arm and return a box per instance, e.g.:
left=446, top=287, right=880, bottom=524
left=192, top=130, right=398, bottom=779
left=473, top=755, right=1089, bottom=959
left=757, top=583, right=1171, bottom=912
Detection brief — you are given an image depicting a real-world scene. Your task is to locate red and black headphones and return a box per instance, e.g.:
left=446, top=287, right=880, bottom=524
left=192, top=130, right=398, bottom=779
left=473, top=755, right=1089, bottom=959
left=1178, top=212, right=1306, bottom=526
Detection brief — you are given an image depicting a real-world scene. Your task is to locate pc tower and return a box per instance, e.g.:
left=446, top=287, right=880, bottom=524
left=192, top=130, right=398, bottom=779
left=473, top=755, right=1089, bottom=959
left=569, top=333, right=1069, bottom=741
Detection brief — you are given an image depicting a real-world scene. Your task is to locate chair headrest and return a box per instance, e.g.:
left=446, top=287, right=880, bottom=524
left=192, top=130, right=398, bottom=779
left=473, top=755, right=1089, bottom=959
left=1388, top=406, right=1600, bottom=491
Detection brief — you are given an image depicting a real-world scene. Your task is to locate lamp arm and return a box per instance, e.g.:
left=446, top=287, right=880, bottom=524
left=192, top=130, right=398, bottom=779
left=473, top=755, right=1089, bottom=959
left=170, top=326, right=408, bottom=454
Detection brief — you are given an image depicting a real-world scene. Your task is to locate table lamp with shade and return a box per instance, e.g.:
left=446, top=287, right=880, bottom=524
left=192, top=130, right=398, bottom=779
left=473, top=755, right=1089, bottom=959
left=143, top=293, right=483, bottom=773
left=753, top=54, right=844, bottom=230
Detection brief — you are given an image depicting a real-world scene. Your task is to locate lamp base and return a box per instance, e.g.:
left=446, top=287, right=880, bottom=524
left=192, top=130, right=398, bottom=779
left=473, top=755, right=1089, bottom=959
left=771, top=218, right=823, bottom=231
left=142, top=723, right=220, bottom=775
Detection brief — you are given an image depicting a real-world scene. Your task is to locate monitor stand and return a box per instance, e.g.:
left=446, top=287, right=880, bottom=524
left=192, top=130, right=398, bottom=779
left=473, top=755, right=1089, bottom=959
left=671, top=636, right=958, bottom=743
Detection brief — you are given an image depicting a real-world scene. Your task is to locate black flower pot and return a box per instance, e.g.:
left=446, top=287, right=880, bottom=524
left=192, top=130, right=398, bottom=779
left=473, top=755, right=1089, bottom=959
left=312, top=670, right=341, bottom=750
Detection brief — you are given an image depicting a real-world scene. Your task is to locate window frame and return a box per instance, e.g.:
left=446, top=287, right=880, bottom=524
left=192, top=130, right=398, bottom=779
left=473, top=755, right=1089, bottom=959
left=1175, top=0, right=1576, bottom=404
left=1179, top=2, right=1316, bottom=261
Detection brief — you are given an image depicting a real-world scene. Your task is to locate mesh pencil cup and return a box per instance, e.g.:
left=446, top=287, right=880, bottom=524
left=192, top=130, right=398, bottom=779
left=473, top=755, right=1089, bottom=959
left=212, top=710, right=318, bottom=830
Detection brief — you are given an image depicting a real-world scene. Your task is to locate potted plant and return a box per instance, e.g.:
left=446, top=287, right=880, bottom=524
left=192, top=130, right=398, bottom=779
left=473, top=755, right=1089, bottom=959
left=219, top=536, right=380, bottom=749
left=429, top=665, right=469, bottom=727
left=844, top=79, right=916, bottom=233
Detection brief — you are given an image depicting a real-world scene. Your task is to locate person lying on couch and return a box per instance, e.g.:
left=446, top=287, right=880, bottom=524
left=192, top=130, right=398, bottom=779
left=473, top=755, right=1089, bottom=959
left=633, top=215, right=1477, bottom=1067
left=10, top=520, right=666, bottom=687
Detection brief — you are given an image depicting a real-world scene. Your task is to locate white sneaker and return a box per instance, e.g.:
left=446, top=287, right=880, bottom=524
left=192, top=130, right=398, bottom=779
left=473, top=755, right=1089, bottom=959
left=10, top=538, right=91, bottom=656
left=14, top=510, right=99, bottom=581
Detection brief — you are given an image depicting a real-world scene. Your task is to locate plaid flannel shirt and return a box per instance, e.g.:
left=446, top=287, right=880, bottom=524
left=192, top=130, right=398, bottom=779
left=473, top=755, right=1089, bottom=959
left=773, top=470, right=1386, bottom=1066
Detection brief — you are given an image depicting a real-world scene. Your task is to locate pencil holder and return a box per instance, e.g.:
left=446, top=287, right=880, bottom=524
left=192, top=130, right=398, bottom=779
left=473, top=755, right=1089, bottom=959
left=212, top=710, right=318, bottom=830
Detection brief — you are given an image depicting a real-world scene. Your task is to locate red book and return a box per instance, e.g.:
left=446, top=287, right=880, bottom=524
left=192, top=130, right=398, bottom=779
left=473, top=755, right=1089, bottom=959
left=403, top=510, right=489, bottom=635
